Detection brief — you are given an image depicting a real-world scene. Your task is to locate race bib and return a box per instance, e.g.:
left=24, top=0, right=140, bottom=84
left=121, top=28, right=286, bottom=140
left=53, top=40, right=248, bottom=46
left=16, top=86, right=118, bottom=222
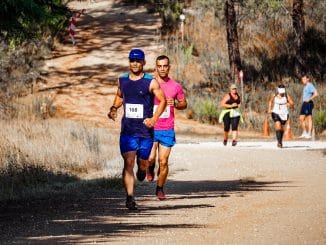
left=125, top=103, right=143, bottom=119
left=154, top=105, right=170, bottom=119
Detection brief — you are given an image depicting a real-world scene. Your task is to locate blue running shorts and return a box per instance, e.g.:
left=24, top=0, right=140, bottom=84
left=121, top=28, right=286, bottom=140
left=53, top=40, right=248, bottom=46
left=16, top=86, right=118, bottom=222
left=120, top=135, right=153, bottom=160
left=153, top=130, right=176, bottom=147
left=300, top=101, right=314, bottom=116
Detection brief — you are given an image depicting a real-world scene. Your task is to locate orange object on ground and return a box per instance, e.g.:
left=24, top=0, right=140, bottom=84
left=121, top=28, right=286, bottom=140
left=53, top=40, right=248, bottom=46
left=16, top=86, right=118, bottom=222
left=284, top=120, right=293, bottom=140
left=262, top=117, right=270, bottom=136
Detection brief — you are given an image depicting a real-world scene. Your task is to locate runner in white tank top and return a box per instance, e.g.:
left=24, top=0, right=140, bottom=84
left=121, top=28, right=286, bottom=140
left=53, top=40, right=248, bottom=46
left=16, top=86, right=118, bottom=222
left=272, top=95, right=289, bottom=121
left=268, top=84, right=294, bottom=148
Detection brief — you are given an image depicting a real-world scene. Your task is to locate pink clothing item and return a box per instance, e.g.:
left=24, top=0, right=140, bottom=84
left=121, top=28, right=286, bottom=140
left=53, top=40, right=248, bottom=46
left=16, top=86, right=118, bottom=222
left=154, top=78, right=185, bottom=130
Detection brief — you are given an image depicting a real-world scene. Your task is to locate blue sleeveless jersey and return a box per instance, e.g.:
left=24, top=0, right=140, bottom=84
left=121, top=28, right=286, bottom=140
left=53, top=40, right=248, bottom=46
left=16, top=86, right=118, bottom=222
left=119, top=73, right=154, bottom=138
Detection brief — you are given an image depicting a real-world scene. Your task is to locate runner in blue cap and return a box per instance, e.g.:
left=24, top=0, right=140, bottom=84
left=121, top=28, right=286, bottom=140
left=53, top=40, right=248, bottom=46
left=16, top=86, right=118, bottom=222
left=108, top=48, right=166, bottom=210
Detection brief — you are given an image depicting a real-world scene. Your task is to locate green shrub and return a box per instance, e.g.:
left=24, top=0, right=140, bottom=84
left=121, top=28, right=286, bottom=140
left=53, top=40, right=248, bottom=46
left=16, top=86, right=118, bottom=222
left=194, top=99, right=220, bottom=124
left=0, top=0, right=70, bottom=43
left=314, top=110, right=326, bottom=134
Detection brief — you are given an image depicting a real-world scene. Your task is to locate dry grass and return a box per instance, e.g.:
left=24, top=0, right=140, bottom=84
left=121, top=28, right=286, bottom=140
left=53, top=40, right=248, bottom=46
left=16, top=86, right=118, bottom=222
left=0, top=118, right=121, bottom=201
left=0, top=119, right=119, bottom=175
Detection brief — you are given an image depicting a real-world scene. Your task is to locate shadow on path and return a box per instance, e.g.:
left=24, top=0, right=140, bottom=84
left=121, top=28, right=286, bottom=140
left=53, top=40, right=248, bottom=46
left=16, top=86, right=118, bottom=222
left=0, top=177, right=293, bottom=244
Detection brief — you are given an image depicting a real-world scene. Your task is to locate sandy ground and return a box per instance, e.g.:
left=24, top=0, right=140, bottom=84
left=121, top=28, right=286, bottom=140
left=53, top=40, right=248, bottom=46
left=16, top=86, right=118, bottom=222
left=1, top=1, right=325, bottom=244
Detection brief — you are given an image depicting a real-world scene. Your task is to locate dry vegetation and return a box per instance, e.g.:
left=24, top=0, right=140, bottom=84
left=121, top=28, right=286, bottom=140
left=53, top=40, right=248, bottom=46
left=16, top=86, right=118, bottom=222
left=156, top=0, right=325, bottom=134
left=0, top=118, right=120, bottom=201
left=0, top=28, right=119, bottom=201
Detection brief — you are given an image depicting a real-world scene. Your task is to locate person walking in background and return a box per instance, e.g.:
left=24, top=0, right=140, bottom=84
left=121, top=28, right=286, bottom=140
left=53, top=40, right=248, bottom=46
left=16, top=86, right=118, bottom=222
left=147, top=55, right=187, bottom=200
left=299, top=74, right=318, bottom=139
left=268, top=84, right=294, bottom=148
left=219, top=84, right=242, bottom=146
left=69, top=9, right=85, bottom=45
left=107, top=49, right=166, bottom=210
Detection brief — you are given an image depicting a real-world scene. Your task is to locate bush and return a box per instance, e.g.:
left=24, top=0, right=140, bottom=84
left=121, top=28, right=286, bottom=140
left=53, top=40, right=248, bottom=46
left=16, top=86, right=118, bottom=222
left=314, top=111, right=326, bottom=134
left=192, top=99, right=220, bottom=124
left=0, top=0, right=70, bottom=44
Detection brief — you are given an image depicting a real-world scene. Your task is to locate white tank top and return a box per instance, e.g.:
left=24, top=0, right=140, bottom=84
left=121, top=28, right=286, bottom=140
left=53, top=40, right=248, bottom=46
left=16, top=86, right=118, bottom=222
left=272, top=96, right=288, bottom=117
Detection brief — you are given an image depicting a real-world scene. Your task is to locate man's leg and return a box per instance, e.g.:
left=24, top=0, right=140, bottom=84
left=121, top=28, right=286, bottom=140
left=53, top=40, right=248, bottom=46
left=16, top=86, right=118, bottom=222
left=136, top=137, right=153, bottom=181
left=136, top=157, right=149, bottom=181
left=122, top=151, right=137, bottom=210
left=147, top=142, right=158, bottom=181
left=299, top=114, right=308, bottom=137
left=156, top=144, right=172, bottom=200
left=306, top=115, right=313, bottom=135
left=122, top=151, right=137, bottom=196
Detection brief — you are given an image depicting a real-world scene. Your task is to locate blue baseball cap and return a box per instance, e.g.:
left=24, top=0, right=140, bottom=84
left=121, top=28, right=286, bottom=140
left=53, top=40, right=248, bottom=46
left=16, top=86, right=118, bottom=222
left=128, top=49, right=145, bottom=60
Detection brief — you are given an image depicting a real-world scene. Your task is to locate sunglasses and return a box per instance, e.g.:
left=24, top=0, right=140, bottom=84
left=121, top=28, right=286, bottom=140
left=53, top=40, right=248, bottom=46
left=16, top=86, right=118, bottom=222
left=129, top=59, right=143, bottom=63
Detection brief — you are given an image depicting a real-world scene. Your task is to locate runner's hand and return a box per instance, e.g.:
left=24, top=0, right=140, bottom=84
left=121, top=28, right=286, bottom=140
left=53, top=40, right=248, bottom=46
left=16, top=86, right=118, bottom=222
left=108, top=108, right=117, bottom=121
left=143, top=118, right=155, bottom=128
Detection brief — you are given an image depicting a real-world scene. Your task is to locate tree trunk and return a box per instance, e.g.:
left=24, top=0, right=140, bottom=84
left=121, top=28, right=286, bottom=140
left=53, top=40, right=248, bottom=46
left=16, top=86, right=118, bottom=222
left=292, top=0, right=305, bottom=77
left=225, top=0, right=242, bottom=83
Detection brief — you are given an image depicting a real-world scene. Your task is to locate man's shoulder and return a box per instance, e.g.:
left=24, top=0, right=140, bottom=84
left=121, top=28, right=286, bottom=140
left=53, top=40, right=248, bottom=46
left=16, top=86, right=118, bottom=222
left=119, top=73, right=129, bottom=79
left=307, top=82, right=317, bottom=90
left=144, top=73, right=153, bottom=80
left=168, top=78, right=183, bottom=87
left=119, top=73, right=153, bottom=80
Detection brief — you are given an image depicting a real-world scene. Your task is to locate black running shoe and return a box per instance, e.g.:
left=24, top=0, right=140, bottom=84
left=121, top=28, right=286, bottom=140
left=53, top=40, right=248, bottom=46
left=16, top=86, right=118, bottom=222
left=232, top=140, right=237, bottom=146
left=223, top=139, right=227, bottom=146
left=136, top=168, right=146, bottom=181
left=126, top=195, right=137, bottom=210
left=277, top=143, right=283, bottom=148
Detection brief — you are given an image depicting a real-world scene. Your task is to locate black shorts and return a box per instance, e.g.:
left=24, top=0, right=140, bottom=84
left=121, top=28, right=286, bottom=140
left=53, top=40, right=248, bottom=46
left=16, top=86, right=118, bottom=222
left=300, top=101, right=314, bottom=116
left=223, top=112, right=240, bottom=131
left=271, top=112, right=288, bottom=125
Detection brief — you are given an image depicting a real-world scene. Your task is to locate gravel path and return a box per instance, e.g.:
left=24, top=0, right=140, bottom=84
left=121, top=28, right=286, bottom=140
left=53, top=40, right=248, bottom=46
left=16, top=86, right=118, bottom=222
left=1, top=138, right=325, bottom=244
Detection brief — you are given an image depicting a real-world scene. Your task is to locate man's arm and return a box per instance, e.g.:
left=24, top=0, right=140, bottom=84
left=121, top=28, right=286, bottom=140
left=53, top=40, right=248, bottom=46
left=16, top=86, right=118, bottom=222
left=305, top=84, right=318, bottom=102
left=173, top=85, right=187, bottom=110
left=143, top=79, right=166, bottom=128
left=174, top=98, right=187, bottom=110
left=310, top=90, right=318, bottom=101
left=107, top=81, right=123, bottom=121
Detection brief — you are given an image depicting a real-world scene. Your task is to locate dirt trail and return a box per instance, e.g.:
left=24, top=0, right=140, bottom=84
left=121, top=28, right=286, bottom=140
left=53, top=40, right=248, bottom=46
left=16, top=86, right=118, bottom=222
left=1, top=1, right=325, bottom=244
left=40, top=0, right=162, bottom=129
